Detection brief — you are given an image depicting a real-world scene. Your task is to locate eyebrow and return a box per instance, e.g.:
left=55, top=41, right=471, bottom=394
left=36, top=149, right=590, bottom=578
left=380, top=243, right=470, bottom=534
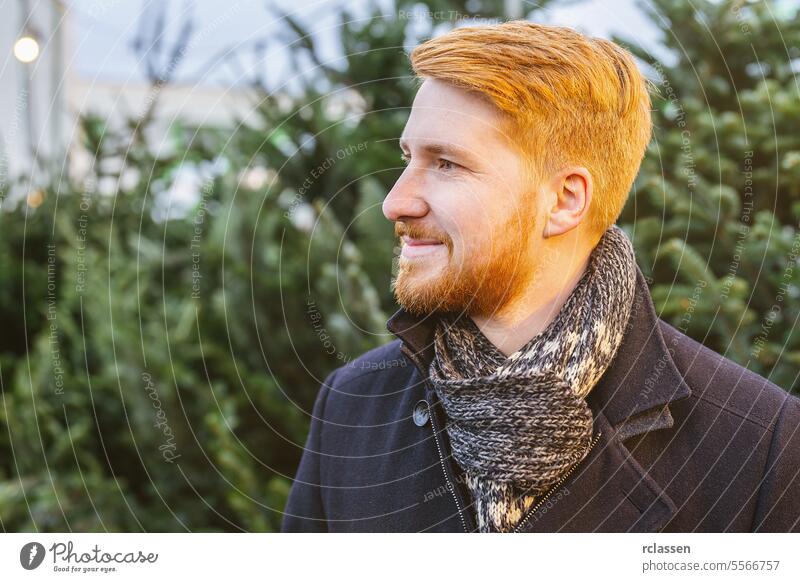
left=398, top=138, right=480, bottom=166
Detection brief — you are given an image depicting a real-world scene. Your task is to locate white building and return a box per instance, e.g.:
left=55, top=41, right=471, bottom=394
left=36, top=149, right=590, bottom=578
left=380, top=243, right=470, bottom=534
left=0, top=0, right=272, bottom=201
left=0, top=0, right=69, bottom=192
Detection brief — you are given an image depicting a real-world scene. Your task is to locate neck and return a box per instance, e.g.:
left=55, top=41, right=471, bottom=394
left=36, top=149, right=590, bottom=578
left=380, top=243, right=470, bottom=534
left=469, top=244, right=591, bottom=357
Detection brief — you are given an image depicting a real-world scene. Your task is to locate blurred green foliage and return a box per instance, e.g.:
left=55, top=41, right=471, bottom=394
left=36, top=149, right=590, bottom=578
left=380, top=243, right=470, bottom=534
left=620, top=0, right=800, bottom=389
left=0, top=0, right=797, bottom=531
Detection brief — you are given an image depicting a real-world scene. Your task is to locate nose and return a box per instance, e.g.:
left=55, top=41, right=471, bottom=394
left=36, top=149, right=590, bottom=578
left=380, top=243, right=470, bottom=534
left=382, top=170, right=429, bottom=222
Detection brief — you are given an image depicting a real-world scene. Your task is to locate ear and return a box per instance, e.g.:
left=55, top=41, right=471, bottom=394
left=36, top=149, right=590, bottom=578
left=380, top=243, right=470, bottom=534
left=543, top=167, right=593, bottom=238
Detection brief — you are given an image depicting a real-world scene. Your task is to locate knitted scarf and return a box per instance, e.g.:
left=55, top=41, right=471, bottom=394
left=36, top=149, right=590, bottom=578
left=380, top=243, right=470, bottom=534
left=428, top=225, right=638, bottom=533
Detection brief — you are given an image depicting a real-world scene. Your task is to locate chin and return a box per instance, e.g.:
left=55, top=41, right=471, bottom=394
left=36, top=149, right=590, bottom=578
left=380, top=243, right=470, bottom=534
left=393, top=267, right=470, bottom=316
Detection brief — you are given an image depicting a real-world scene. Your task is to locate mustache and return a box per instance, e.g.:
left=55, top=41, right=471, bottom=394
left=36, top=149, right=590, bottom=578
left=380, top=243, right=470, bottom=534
left=394, top=222, right=450, bottom=245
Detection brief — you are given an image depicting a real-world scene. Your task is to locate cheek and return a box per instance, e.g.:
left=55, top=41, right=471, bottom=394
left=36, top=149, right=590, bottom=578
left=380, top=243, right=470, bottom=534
left=430, top=178, right=508, bottom=251
left=445, top=206, right=487, bottom=250
left=444, top=181, right=497, bottom=225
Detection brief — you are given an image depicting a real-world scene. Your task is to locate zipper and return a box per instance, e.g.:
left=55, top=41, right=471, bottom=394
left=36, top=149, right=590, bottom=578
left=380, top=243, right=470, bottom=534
left=403, top=346, right=470, bottom=533
left=512, top=429, right=603, bottom=533
left=426, top=396, right=470, bottom=533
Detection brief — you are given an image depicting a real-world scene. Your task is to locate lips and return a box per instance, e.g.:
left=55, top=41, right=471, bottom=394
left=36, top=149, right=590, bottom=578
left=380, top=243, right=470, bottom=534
left=400, top=236, right=445, bottom=258
left=402, top=236, right=442, bottom=246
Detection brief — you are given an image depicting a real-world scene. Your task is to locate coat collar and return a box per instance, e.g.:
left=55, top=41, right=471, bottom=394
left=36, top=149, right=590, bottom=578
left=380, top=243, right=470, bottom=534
left=386, top=262, right=693, bottom=532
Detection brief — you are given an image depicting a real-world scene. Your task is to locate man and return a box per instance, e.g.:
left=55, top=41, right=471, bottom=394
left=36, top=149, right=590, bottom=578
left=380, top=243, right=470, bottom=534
left=281, top=21, right=800, bottom=532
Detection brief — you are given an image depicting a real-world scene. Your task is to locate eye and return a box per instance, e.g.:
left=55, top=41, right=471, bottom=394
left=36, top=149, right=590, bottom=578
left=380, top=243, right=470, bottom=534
left=437, top=158, right=458, bottom=171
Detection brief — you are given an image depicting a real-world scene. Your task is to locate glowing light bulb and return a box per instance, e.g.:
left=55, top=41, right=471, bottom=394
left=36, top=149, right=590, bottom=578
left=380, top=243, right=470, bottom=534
left=14, top=36, right=40, bottom=63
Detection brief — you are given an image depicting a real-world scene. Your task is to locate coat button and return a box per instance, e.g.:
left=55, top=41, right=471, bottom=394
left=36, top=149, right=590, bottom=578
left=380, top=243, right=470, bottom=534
left=412, top=400, right=430, bottom=426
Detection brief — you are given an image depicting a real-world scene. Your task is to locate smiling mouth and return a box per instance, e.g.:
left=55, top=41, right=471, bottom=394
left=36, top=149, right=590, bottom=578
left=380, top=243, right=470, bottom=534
left=400, top=236, right=445, bottom=258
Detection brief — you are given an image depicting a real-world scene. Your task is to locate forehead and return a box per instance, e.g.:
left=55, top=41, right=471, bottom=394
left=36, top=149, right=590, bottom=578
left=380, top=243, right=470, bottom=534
left=400, top=78, right=508, bottom=154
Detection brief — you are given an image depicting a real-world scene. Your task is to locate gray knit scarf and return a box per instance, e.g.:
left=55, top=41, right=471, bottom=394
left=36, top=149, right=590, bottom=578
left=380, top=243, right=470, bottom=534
left=428, top=225, right=638, bottom=533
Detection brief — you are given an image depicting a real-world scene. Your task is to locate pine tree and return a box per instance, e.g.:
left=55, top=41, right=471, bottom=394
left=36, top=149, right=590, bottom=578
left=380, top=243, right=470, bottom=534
left=619, top=0, right=800, bottom=391
left=2, top=0, right=796, bottom=533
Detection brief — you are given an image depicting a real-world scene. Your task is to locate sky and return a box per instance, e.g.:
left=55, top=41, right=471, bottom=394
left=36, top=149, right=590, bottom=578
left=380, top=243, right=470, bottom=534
left=66, top=0, right=663, bottom=89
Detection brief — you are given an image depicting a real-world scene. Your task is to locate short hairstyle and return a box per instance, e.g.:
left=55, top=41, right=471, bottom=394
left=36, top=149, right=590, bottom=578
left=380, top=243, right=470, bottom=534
left=409, top=20, right=653, bottom=239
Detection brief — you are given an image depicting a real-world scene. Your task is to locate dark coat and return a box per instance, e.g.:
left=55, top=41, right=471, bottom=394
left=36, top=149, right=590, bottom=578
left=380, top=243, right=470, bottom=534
left=281, top=265, right=800, bottom=532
